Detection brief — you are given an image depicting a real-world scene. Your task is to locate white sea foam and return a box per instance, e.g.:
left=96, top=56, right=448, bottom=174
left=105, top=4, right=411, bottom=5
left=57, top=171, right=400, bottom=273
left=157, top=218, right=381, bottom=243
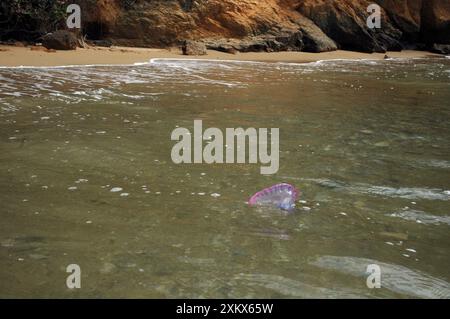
left=1, top=57, right=448, bottom=111
left=149, top=58, right=267, bottom=65
left=388, top=209, right=450, bottom=226
left=282, top=177, right=450, bottom=201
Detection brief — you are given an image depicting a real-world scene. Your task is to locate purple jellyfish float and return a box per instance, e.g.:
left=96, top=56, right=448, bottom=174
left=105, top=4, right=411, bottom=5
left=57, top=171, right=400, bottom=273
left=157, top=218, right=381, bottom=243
left=248, top=183, right=300, bottom=211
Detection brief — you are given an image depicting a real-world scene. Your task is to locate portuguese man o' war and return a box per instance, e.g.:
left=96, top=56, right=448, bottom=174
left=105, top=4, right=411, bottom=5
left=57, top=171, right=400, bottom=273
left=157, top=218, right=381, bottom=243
left=248, top=183, right=300, bottom=211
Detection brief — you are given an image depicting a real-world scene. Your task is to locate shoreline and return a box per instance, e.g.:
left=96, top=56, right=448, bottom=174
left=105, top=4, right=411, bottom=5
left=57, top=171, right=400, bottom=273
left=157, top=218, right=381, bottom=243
left=0, top=45, right=443, bottom=67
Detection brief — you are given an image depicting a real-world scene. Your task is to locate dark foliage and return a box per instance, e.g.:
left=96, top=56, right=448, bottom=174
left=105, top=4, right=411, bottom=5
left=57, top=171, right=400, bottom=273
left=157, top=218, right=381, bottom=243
left=0, top=0, right=68, bottom=41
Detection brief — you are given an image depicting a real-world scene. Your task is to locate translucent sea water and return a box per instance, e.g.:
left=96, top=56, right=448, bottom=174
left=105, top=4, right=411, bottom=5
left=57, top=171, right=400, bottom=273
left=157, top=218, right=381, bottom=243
left=0, top=57, right=449, bottom=298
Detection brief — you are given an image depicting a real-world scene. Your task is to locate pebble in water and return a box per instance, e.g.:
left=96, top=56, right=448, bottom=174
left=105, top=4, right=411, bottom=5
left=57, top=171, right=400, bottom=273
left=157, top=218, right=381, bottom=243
left=110, top=187, right=123, bottom=193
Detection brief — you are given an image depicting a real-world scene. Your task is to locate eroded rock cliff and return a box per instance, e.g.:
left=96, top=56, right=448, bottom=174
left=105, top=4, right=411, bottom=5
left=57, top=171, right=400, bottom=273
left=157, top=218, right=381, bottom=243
left=3, top=0, right=449, bottom=53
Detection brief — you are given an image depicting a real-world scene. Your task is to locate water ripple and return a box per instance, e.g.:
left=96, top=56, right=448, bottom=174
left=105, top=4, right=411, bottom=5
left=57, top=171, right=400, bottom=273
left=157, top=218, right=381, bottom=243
left=310, top=255, right=450, bottom=298
left=388, top=209, right=450, bottom=226
left=303, top=178, right=450, bottom=201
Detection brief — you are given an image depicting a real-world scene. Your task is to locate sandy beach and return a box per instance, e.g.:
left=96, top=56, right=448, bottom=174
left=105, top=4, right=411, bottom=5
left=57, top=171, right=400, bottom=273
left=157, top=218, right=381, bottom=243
left=0, top=45, right=441, bottom=67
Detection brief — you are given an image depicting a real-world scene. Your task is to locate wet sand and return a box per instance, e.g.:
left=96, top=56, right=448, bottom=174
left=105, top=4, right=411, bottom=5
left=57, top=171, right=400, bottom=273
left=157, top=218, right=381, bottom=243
left=0, top=45, right=441, bottom=67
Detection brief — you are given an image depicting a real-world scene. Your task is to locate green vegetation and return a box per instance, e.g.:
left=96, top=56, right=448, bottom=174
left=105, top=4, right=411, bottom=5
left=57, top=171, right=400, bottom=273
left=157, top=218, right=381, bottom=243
left=0, top=0, right=67, bottom=41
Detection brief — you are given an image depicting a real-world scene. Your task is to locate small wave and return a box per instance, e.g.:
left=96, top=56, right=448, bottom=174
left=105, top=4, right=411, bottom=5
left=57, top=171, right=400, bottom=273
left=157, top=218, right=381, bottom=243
left=132, top=62, right=151, bottom=66
left=418, top=159, right=450, bottom=169
left=310, top=255, right=450, bottom=298
left=234, top=273, right=366, bottom=298
left=248, top=227, right=291, bottom=240
left=1, top=102, right=19, bottom=112
left=0, top=59, right=246, bottom=105
left=300, top=178, right=450, bottom=201
left=361, top=185, right=450, bottom=200
left=388, top=209, right=450, bottom=226
left=149, top=57, right=267, bottom=66
left=0, top=63, right=147, bottom=70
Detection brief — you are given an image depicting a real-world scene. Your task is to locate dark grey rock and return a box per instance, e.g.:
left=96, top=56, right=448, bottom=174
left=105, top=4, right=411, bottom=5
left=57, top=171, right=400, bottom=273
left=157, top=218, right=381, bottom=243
left=430, top=43, right=450, bottom=55
left=298, top=19, right=337, bottom=53
left=42, top=30, right=78, bottom=50
left=182, top=40, right=207, bottom=55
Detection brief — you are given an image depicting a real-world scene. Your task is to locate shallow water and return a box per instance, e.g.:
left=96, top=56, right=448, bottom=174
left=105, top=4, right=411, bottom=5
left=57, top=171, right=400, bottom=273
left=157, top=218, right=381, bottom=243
left=0, top=57, right=449, bottom=298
